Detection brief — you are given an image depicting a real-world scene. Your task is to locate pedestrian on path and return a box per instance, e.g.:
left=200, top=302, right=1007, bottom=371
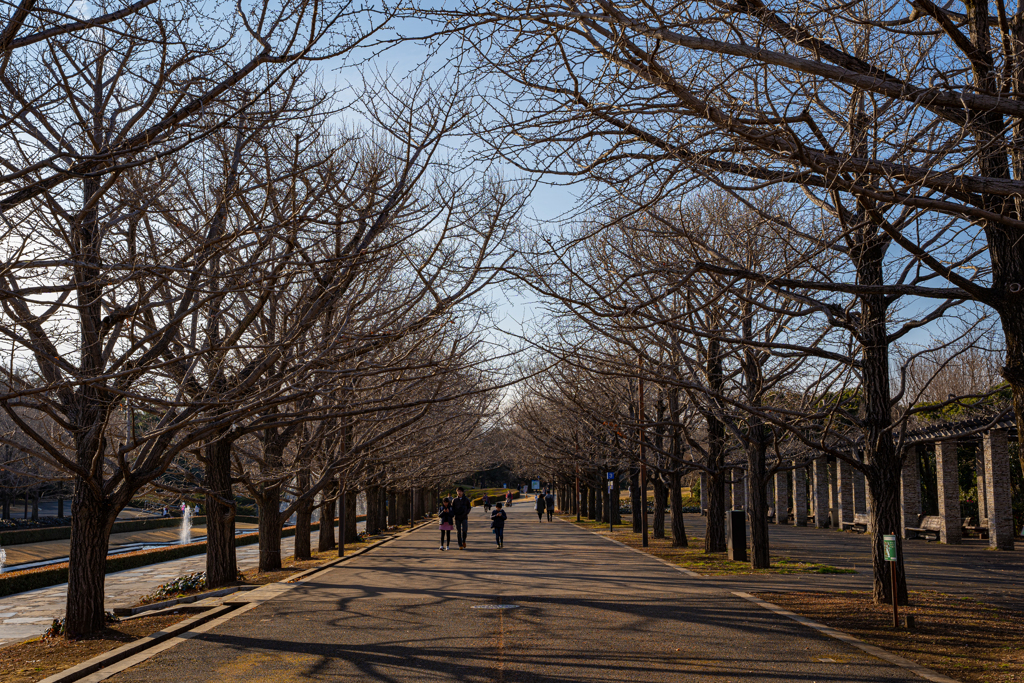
left=451, top=486, right=472, bottom=549
left=535, top=493, right=545, bottom=522
left=505, top=490, right=513, bottom=507
left=438, top=498, right=454, bottom=550
left=483, top=493, right=492, bottom=513
left=491, top=502, right=506, bottom=548
left=545, top=490, right=555, bottom=522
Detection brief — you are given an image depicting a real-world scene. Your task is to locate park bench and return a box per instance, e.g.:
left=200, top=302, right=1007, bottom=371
left=840, top=514, right=869, bottom=533
left=961, top=516, right=989, bottom=539
left=905, top=515, right=943, bottom=541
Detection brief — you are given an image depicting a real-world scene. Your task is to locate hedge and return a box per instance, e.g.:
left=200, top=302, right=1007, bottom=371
left=470, top=491, right=520, bottom=507
left=0, top=520, right=323, bottom=598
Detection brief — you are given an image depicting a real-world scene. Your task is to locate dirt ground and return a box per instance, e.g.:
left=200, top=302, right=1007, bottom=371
left=0, top=607, right=206, bottom=683
left=757, top=590, right=1024, bottom=683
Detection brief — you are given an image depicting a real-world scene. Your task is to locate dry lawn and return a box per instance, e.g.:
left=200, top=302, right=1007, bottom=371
left=568, top=517, right=855, bottom=575
left=756, top=590, right=1024, bottom=683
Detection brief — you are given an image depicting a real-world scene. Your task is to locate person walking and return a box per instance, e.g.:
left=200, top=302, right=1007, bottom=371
left=438, top=498, right=454, bottom=550
left=545, top=490, right=555, bottom=522
left=491, top=502, right=507, bottom=548
left=482, top=493, right=492, bottom=513
left=505, top=490, right=513, bottom=507
left=451, top=486, right=472, bottom=549
left=534, top=493, right=545, bottom=522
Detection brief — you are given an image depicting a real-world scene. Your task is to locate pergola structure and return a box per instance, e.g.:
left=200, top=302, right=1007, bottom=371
left=699, top=417, right=1019, bottom=550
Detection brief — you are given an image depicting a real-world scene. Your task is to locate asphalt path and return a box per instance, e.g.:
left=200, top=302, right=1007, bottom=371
left=110, top=505, right=916, bottom=682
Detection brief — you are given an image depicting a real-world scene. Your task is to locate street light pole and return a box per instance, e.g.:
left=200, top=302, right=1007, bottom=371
left=639, top=354, right=649, bottom=548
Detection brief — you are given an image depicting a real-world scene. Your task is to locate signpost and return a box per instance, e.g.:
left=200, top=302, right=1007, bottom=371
left=607, top=475, right=615, bottom=532
left=883, top=534, right=898, bottom=627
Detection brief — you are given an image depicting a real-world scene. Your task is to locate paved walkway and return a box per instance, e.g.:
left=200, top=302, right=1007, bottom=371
left=108, top=508, right=918, bottom=682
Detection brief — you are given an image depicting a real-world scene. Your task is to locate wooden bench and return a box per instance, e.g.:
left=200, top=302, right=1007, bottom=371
left=962, top=516, right=989, bottom=539
left=906, top=515, right=943, bottom=541
left=840, top=513, right=869, bottom=533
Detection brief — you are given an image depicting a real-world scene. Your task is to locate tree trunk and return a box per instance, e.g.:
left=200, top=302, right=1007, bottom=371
left=670, top=470, right=687, bottom=547
left=57, top=496, right=64, bottom=519
left=365, top=486, right=381, bottom=535
left=653, top=475, right=666, bottom=539
left=293, top=469, right=313, bottom=560
left=257, top=483, right=283, bottom=572
left=345, top=489, right=358, bottom=542
left=704, top=469, right=727, bottom=552
left=594, top=480, right=604, bottom=523
left=630, top=468, right=642, bottom=532
left=587, top=484, right=596, bottom=520
left=387, top=490, right=397, bottom=527
left=318, top=489, right=336, bottom=552
left=747, top=443, right=770, bottom=569
left=63, top=481, right=116, bottom=638
left=377, top=487, right=388, bottom=530
left=31, top=493, right=38, bottom=521
left=205, top=436, right=237, bottom=588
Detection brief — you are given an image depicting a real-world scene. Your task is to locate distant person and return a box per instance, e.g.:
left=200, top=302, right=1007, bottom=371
left=482, top=493, right=492, bottom=513
left=438, top=498, right=454, bottom=551
left=545, top=490, right=555, bottom=522
left=451, top=487, right=472, bottom=549
left=534, top=493, right=545, bottom=522
left=491, top=502, right=507, bottom=548
left=505, top=490, right=513, bottom=507
left=161, top=506, right=168, bottom=517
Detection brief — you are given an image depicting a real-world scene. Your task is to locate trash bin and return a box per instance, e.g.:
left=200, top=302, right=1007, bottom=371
left=726, top=509, right=747, bottom=562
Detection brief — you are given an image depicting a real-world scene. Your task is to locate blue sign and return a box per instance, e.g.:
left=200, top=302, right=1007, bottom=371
left=607, top=472, right=615, bottom=480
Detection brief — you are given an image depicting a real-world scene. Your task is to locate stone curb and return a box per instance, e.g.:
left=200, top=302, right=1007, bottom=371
left=36, top=603, right=237, bottom=683
left=731, top=591, right=962, bottom=683
left=112, top=585, right=258, bottom=616
left=39, top=517, right=438, bottom=682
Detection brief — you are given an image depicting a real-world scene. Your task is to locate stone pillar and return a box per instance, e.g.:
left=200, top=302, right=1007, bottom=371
left=975, top=447, right=988, bottom=526
left=732, top=468, right=746, bottom=509
left=983, top=429, right=1014, bottom=550
left=935, top=439, right=962, bottom=544
left=829, top=460, right=839, bottom=526
left=836, top=459, right=854, bottom=528
left=813, top=459, right=830, bottom=529
left=774, top=470, right=789, bottom=524
left=793, top=467, right=808, bottom=527
left=901, top=445, right=922, bottom=539
left=700, top=472, right=708, bottom=514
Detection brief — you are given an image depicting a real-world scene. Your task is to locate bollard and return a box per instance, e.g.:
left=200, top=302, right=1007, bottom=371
left=726, top=509, right=747, bottom=562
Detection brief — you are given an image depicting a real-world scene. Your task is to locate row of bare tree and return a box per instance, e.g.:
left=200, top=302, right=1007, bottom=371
left=0, top=0, right=517, bottom=638
left=502, top=189, right=1008, bottom=605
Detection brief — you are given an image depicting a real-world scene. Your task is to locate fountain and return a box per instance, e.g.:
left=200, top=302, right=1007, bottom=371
left=179, top=506, right=192, bottom=545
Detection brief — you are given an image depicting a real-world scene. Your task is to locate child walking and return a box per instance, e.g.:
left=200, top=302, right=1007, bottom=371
left=490, top=502, right=507, bottom=548
left=438, top=498, right=454, bottom=550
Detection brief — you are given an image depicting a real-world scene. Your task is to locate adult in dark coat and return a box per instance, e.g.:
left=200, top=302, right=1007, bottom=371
left=545, top=491, right=555, bottom=522
left=534, top=493, right=545, bottom=522
left=451, top=487, right=473, bottom=549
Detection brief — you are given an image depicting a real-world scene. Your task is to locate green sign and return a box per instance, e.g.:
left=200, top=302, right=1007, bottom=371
left=883, top=534, right=897, bottom=562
